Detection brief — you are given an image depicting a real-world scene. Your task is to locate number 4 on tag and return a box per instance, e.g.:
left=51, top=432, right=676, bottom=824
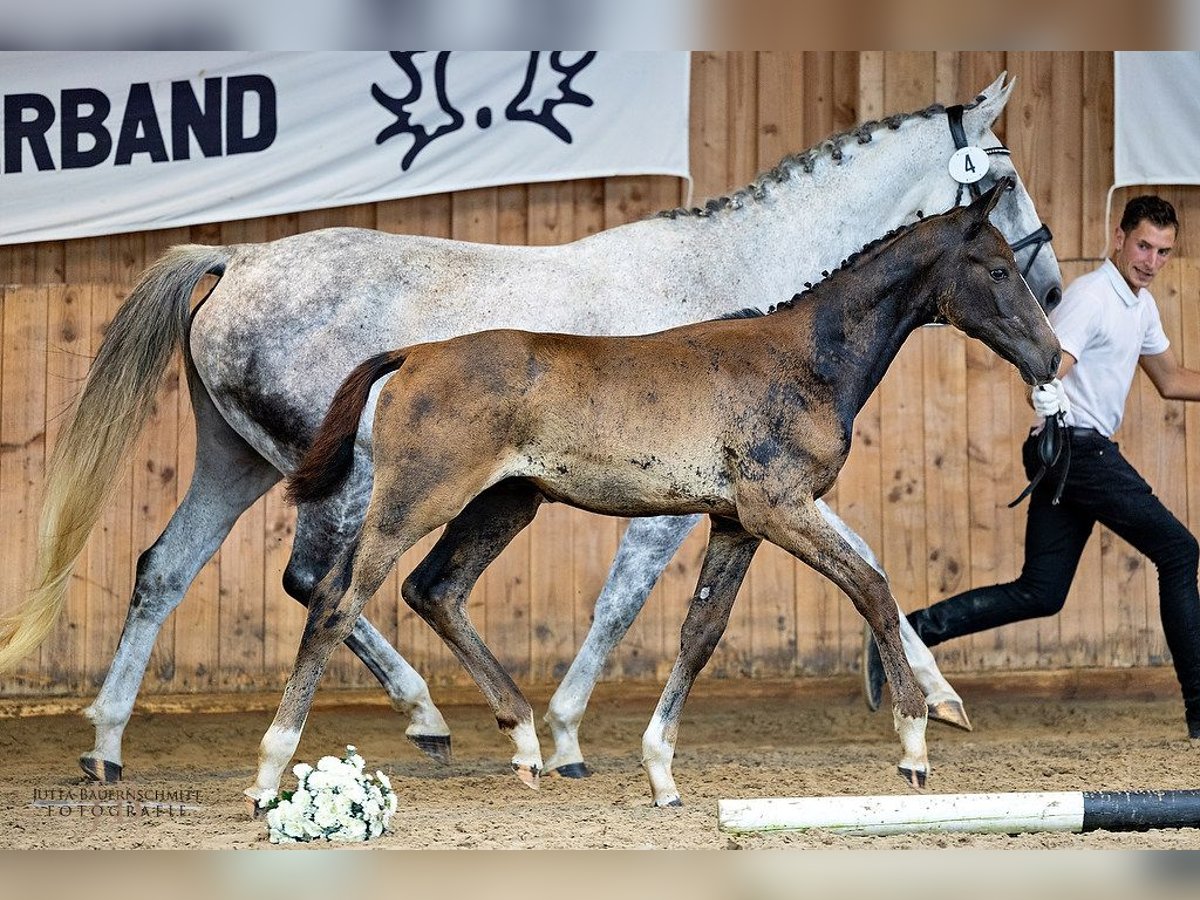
left=948, top=146, right=989, bottom=184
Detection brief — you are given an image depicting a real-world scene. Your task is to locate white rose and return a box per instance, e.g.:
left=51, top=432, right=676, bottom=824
left=316, top=755, right=342, bottom=772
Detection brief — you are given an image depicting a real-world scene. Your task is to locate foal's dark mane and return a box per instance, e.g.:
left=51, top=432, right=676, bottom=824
left=658, top=90, right=985, bottom=221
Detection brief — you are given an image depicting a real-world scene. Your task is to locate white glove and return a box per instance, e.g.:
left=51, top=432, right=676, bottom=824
left=1031, top=378, right=1070, bottom=418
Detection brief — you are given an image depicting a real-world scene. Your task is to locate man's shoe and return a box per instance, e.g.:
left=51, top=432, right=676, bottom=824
left=862, top=623, right=886, bottom=711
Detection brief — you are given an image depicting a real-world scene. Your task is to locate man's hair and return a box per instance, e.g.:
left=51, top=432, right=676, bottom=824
left=1120, top=195, right=1179, bottom=233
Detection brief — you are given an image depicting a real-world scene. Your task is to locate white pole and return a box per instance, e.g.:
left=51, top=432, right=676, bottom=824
left=719, top=792, right=1085, bottom=836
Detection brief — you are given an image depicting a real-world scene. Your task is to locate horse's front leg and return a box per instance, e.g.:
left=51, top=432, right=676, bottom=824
left=545, top=513, right=702, bottom=777
left=752, top=499, right=929, bottom=789
left=642, top=517, right=760, bottom=807
left=817, top=500, right=969, bottom=728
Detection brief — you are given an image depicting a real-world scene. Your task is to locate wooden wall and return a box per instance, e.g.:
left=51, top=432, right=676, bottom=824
left=3, top=51, right=1200, bottom=698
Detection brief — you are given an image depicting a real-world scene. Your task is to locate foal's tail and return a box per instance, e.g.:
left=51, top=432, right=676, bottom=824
left=0, top=245, right=230, bottom=673
left=286, top=350, right=409, bottom=506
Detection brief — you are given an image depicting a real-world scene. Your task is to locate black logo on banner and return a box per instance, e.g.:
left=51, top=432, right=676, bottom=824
left=372, top=51, right=597, bottom=171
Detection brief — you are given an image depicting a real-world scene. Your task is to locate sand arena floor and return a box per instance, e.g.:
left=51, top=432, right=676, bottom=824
left=2, top=675, right=1199, bottom=850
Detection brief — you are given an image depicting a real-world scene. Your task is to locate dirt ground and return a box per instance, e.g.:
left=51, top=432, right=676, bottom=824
left=2, top=677, right=1199, bottom=850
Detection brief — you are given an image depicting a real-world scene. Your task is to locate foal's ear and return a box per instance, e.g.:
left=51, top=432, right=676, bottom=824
left=963, top=177, right=1010, bottom=238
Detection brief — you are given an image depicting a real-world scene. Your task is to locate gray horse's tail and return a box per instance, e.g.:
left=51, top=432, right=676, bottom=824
left=0, top=245, right=230, bottom=673
left=286, top=350, right=409, bottom=506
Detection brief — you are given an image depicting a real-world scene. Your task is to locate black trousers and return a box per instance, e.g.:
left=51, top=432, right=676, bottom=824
left=910, top=429, right=1200, bottom=726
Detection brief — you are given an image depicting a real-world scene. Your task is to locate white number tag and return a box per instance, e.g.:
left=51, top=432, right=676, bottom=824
left=948, top=146, right=990, bottom=184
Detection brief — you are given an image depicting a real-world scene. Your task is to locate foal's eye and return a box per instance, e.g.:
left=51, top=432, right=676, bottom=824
left=989, top=267, right=1009, bottom=282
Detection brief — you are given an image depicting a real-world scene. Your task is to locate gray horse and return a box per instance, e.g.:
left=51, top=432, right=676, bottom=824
left=0, top=74, right=1059, bottom=783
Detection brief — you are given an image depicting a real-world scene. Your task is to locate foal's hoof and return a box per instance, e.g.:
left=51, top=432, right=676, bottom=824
left=549, top=762, right=592, bottom=779
left=513, top=763, right=541, bottom=790
left=897, top=765, right=928, bottom=790
left=928, top=699, right=973, bottom=732
left=79, top=755, right=122, bottom=783
left=408, top=733, right=452, bottom=765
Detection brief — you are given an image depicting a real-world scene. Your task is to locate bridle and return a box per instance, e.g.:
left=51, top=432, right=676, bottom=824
left=946, top=104, right=1054, bottom=280
left=946, top=104, right=1068, bottom=507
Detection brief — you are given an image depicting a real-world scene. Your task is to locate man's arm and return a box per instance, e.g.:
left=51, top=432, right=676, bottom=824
left=1140, top=348, right=1200, bottom=400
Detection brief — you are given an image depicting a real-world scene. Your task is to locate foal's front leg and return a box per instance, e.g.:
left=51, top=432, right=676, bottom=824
left=753, top=499, right=929, bottom=789
left=642, top=517, right=761, bottom=807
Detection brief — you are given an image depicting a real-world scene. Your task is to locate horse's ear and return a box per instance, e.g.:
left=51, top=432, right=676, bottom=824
left=968, top=72, right=1014, bottom=128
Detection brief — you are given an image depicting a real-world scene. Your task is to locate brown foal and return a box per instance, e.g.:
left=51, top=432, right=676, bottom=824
left=246, top=179, right=1060, bottom=809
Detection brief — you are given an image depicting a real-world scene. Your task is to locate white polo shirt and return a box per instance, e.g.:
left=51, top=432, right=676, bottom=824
left=1043, top=258, right=1170, bottom=438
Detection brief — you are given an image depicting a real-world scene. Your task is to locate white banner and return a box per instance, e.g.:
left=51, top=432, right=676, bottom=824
left=1114, top=51, right=1200, bottom=189
left=0, top=51, right=691, bottom=245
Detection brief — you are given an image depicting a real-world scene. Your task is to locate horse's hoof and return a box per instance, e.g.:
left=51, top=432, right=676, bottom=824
left=408, top=733, right=452, bottom=765
left=549, top=762, right=591, bottom=779
left=654, top=797, right=684, bottom=808
left=513, top=763, right=540, bottom=790
left=79, top=755, right=122, bottom=783
left=897, top=765, right=928, bottom=790
left=928, top=699, right=973, bottom=732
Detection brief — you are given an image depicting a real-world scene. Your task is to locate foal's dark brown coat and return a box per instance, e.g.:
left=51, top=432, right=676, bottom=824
left=250, top=181, right=1060, bottom=808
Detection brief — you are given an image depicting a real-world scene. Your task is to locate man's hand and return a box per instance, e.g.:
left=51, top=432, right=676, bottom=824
left=1032, top=378, right=1070, bottom=418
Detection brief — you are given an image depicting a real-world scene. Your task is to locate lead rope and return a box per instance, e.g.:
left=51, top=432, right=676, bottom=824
left=1008, top=412, right=1071, bottom=508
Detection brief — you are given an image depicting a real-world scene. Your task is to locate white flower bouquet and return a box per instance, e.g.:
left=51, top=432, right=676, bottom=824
left=257, top=745, right=398, bottom=843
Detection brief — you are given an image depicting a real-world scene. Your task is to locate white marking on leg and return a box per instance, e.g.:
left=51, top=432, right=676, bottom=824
left=641, top=713, right=680, bottom=807
left=893, top=708, right=929, bottom=779
left=507, top=717, right=543, bottom=773
left=245, top=725, right=303, bottom=804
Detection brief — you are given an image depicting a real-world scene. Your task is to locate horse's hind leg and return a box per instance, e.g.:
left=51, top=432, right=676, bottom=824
left=285, top=493, right=451, bottom=763
left=752, top=500, right=929, bottom=789
left=402, top=481, right=546, bottom=787
left=80, top=398, right=280, bottom=782
left=641, top=516, right=760, bottom=807
left=545, top=513, right=702, bottom=778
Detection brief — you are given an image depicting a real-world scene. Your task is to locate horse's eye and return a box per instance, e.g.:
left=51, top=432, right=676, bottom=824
left=989, top=267, right=1009, bottom=282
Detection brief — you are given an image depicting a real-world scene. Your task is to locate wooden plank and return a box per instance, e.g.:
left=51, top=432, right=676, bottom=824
left=170, top=341, right=219, bottom=695
left=1048, top=53, right=1085, bottom=261
left=214, top=219, right=268, bottom=691
left=126, top=280, right=182, bottom=694
left=876, top=52, right=935, bottom=634
left=569, top=178, right=618, bottom=678
left=38, top=285, right=91, bottom=692
left=481, top=183, right=533, bottom=681
left=0, top=246, right=36, bottom=285
left=750, top=52, right=804, bottom=677
left=0, top=287, right=47, bottom=693
left=526, top=181, right=579, bottom=684
left=1081, top=53, right=1115, bottom=260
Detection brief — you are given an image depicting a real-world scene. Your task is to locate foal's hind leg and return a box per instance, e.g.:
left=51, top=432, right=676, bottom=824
left=286, top=489, right=451, bottom=763
left=402, top=482, right=546, bottom=787
left=641, top=517, right=760, bottom=807
left=80, top=395, right=280, bottom=782
left=545, top=513, right=702, bottom=778
left=751, top=500, right=929, bottom=789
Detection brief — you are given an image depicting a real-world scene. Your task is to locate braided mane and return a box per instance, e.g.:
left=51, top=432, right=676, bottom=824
left=660, top=90, right=987, bottom=222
